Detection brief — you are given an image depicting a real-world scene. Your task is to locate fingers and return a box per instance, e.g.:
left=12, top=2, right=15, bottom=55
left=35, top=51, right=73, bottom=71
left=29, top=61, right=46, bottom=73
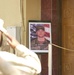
left=6, top=34, right=13, bottom=41
left=6, top=38, right=15, bottom=49
left=7, top=38, right=11, bottom=45
left=0, top=27, right=20, bottom=49
left=5, top=33, right=15, bottom=43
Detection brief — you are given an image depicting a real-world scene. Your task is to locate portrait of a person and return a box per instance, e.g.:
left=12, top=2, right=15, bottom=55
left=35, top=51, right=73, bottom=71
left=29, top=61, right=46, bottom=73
left=31, top=25, right=50, bottom=50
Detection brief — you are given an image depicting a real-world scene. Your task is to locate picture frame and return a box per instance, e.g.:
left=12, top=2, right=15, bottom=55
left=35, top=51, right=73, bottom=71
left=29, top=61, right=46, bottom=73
left=29, top=20, right=52, bottom=53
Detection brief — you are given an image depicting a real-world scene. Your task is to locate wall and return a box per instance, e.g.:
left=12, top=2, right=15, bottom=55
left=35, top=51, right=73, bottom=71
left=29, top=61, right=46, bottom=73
left=0, top=0, right=22, bottom=27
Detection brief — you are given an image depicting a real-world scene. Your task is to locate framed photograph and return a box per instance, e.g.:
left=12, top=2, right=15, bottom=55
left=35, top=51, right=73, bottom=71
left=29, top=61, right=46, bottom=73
left=29, top=21, right=52, bottom=53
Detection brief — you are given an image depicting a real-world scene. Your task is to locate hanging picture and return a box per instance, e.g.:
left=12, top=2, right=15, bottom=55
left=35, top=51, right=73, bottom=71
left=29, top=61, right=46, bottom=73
left=29, top=21, right=52, bottom=53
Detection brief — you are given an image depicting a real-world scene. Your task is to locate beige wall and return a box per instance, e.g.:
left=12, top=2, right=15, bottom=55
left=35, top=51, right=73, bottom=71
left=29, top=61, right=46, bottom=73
left=0, top=0, right=22, bottom=27
left=26, top=0, right=41, bottom=20
left=0, top=0, right=41, bottom=47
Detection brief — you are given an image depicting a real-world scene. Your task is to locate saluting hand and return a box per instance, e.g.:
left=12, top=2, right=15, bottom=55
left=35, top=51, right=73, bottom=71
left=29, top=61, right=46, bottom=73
left=6, top=33, right=20, bottom=49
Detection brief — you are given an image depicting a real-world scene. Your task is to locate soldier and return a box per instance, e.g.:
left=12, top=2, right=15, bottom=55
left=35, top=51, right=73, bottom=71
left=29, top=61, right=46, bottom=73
left=31, top=25, right=50, bottom=50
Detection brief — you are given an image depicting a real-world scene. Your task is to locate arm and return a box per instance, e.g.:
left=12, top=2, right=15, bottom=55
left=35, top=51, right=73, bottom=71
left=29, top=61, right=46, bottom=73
left=15, top=44, right=41, bottom=74
left=0, top=57, right=21, bottom=75
left=5, top=33, right=41, bottom=74
left=0, top=45, right=41, bottom=74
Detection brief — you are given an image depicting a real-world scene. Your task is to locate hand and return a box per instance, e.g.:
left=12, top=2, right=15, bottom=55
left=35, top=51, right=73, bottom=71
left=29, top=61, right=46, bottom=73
left=6, top=33, right=20, bottom=49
